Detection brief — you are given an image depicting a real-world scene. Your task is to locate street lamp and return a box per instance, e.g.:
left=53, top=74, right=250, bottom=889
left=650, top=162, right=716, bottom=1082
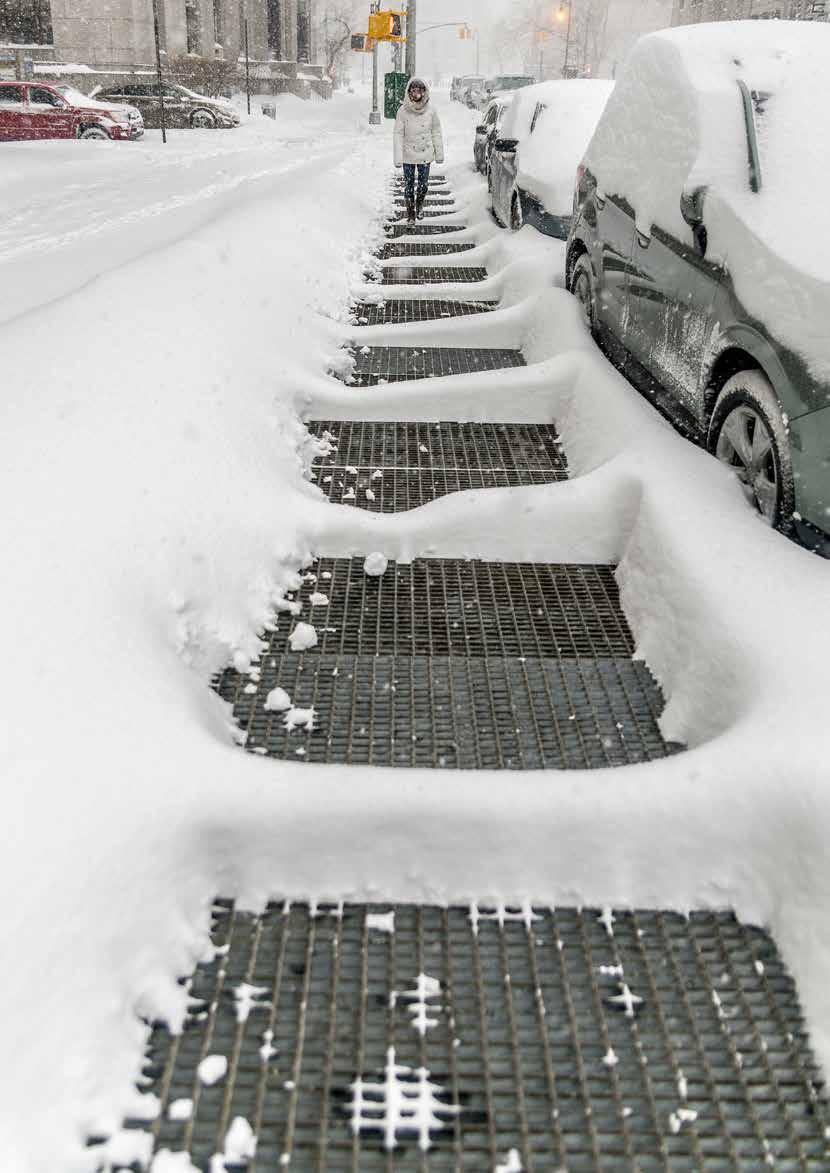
left=557, top=1, right=572, bottom=78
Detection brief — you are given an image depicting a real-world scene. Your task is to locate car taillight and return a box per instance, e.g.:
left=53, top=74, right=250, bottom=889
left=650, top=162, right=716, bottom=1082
left=576, top=162, right=586, bottom=188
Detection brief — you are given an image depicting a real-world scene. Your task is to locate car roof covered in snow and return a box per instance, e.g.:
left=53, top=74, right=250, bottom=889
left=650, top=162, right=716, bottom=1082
left=516, top=79, right=614, bottom=217
left=584, top=20, right=830, bottom=378
left=499, top=80, right=578, bottom=144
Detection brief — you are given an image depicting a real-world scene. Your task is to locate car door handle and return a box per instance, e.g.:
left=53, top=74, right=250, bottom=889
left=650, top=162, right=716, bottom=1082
left=636, top=230, right=651, bottom=249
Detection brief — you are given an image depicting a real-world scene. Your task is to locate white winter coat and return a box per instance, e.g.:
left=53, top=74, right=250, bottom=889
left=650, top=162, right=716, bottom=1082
left=393, top=82, right=444, bottom=166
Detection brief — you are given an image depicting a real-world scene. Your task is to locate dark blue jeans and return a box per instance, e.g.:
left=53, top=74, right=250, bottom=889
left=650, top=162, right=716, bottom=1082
left=403, top=162, right=430, bottom=202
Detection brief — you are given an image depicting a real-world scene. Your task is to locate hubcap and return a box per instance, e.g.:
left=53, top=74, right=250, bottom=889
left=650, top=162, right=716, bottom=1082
left=715, top=404, right=778, bottom=522
left=193, top=112, right=214, bottom=128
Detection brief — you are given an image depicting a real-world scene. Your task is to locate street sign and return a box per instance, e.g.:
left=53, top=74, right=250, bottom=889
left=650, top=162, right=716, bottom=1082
left=383, top=70, right=408, bottom=119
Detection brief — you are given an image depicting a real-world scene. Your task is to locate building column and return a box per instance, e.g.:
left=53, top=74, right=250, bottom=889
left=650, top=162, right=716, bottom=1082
left=296, top=0, right=309, bottom=62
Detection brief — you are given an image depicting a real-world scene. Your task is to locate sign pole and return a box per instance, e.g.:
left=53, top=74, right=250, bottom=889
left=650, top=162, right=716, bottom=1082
left=370, top=38, right=381, bottom=123
left=405, top=0, right=416, bottom=76
left=244, top=18, right=252, bottom=114
left=151, top=0, right=167, bottom=143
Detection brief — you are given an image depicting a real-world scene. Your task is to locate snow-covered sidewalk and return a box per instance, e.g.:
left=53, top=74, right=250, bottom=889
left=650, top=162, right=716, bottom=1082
left=3, top=90, right=830, bottom=1172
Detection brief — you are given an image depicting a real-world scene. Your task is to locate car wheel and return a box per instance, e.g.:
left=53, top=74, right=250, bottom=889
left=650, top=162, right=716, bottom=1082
left=190, top=108, right=217, bottom=129
left=707, top=371, right=795, bottom=531
left=510, top=190, right=523, bottom=231
left=79, top=125, right=110, bottom=140
left=568, top=254, right=598, bottom=338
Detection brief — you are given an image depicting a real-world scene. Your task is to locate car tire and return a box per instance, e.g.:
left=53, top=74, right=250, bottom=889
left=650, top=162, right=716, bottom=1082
left=568, top=253, right=598, bottom=338
left=486, top=162, right=493, bottom=192
left=707, top=370, right=795, bottom=531
left=510, top=190, right=523, bottom=231
left=190, top=108, right=217, bottom=129
left=79, top=125, right=110, bottom=140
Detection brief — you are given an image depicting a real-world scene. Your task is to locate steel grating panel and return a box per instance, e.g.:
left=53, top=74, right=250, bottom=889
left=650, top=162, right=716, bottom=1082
left=116, top=901, right=830, bottom=1172
left=377, top=243, right=476, bottom=259
left=389, top=210, right=458, bottom=221
left=394, top=197, right=456, bottom=207
left=241, top=557, right=633, bottom=659
left=346, top=347, right=524, bottom=385
left=376, top=267, right=489, bottom=285
left=309, top=422, right=567, bottom=474
left=384, top=223, right=465, bottom=237
left=351, top=300, right=497, bottom=325
left=312, top=466, right=569, bottom=510
left=218, top=653, right=670, bottom=768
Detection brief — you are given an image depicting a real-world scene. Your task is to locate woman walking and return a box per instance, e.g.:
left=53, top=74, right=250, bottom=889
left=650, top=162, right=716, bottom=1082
left=393, top=78, right=444, bottom=223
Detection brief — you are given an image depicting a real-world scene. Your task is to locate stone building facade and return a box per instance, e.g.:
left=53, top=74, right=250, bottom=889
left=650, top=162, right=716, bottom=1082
left=0, top=0, right=316, bottom=68
left=671, top=0, right=827, bottom=23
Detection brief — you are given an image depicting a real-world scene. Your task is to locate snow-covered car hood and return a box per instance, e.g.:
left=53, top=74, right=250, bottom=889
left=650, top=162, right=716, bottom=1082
left=57, top=86, right=141, bottom=119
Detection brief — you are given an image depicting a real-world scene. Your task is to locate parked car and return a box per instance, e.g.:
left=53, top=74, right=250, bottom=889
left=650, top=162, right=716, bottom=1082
left=473, top=96, right=513, bottom=180
left=567, top=21, right=830, bottom=552
left=469, top=74, right=535, bottom=110
left=451, top=74, right=484, bottom=103
left=489, top=79, right=612, bottom=237
left=91, top=81, right=241, bottom=130
left=0, top=80, right=143, bottom=141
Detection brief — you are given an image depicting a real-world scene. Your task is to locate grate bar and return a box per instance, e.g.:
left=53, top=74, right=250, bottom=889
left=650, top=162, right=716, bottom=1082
left=344, top=347, right=524, bottom=386
left=351, top=301, right=497, bottom=325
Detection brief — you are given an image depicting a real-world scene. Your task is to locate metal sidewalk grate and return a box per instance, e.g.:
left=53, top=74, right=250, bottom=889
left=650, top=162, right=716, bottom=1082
left=351, top=300, right=497, bottom=325
left=377, top=242, right=476, bottom=259
left=120, top=901, right=830, bottom=1172
left=238, top=558, right=634, bottom=658
left=376, top=267, right=489, bottom=285
left=309, top=421, right=567, bottom=473
left=346, top=347, right=524, bottom=385
left=312, top=466, right=570, bottom=511
left=384, top=224, right=465, bottom=239
left=219, top=653, right=670, bottom=767
left=394, top=197, right=456, bottom=207
left=388, top=210, right=457, bottom=221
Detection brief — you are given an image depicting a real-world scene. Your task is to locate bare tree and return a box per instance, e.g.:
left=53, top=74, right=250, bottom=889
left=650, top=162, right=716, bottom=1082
left=315, top=1, right=364, bottom=88
left=490, top=0, right=611, bottom=80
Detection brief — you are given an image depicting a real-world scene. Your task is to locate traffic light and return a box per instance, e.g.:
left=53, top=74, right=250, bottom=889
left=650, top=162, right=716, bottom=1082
left=458, top=24, right=473, bottom=40
left=351, top=33, right=375, bottom=51
left=368, top=11, right=405, bottom=42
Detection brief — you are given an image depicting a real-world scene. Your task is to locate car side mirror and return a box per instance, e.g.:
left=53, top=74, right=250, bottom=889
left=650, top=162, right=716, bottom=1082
left=680, top=185, right=706, bottom=227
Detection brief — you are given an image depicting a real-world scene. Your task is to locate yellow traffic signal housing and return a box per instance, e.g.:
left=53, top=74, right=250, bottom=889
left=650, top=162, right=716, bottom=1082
left=351, top=33, right=376, bottom=51
left=368, top=11, right=405, bottom=42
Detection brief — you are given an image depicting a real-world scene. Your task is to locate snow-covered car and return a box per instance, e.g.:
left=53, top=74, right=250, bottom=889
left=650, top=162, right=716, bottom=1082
left=451, top=74, right=484, bottom=103
left=567, top=21, right=830, bottom=552
left=473, top=96, right=513, bottom=179
left=0, top=80, right=143, bottom=141
left=489, top=79, right=612, bottom=237
left=92, top=82, right=241, bottom=130
left=469, top=74, right=535, bottom=111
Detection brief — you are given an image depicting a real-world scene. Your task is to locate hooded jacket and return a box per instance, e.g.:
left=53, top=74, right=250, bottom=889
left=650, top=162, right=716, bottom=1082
left=393, top=78, right=444, bottom=166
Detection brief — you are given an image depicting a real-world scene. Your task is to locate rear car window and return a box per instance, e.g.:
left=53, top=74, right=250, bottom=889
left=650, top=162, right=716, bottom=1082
left=0, top=86, right=24, bottom=103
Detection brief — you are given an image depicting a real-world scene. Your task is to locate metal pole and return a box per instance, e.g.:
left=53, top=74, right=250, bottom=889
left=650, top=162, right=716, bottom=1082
left=405, top=0, right=416, bottom=76
left=244, top=18, right=251, bottom=114
left=475, top=27, right=480, bottom=73
left=369, top=38, right=381, bottom=123
left=562, top=2, right=572, bottom=77
left=538, top=37, right=543, bottom=81
left=582, top=0, right=590, bottom=74
left=151, top=0, right=167, bottom=143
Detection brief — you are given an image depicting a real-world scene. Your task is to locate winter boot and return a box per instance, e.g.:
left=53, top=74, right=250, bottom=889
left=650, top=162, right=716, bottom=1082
left=415, top=193, right=425, bottom=220
left=406, top=198, right=416, bottom=223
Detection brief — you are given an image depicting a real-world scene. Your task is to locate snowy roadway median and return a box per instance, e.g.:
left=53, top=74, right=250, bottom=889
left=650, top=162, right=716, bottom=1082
left=3, top=90, right=830, bottom=1171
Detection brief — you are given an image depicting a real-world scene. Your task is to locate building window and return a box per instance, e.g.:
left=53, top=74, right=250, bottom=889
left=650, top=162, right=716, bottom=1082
left=185, top=0, right=201, bottom=53
left=0, top=0, right=53, bottom=44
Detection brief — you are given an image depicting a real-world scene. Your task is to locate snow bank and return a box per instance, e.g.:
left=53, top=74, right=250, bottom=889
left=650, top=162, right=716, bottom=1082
left=517, top=80, right=613, bottom=217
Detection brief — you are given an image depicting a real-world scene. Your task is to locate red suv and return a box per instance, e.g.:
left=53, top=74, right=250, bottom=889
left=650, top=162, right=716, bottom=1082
left=0, top=81, right=143, bottom=142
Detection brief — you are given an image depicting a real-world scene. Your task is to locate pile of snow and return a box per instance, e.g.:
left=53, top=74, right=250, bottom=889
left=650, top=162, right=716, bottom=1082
left=517, top=80, right=614, bottom=217
left=584, top=20, right=830, bottom=378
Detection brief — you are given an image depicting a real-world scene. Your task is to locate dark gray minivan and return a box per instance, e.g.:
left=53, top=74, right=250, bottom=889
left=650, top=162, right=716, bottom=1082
left=566, top=23, right=830, bottom=554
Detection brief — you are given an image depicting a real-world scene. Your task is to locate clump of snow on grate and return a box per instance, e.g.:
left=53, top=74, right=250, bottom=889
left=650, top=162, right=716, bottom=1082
left=260, top=1029, right=277, bottom=1063
left=367, top=910, right=395, bottom=933
left=598, top=908, right=616, bottom=938
left=96, top=1129, right=154, bottom=1169
left=348, top=1046, right=459, bottom=1152
left=197, top=1054, right=228, bottom=1086
left=602, top=1047, right=619, bottom=1068
left=209, top=1116, right=257, bottom=1171
left=125, top=1089, right=161, bottom=1121
left=366, top=489, right=376, bottom=501
left=233, top=983, right=271, bottom=1023
left=668, top=1107, right=698, bottom=1134
left=283, top=706, right=316, bottom=733
left=606, top=983, right=644, bottom=1018
left=264, top=686, right=292, bottom=713
left=469, top=902, right=538, bottom=936
left=309, top=592, right=329, bottom=606
left=392, top=973, right=442, bottom=1035
left=288, top=622, right=317, bottom=652
left=151, top=1151, right=202, bottom=1172
left=364, top=552, right=389, bottom=577
left=168, top=1098, right=193, bottom=1122
left=495, top=1150, right=523, bottom=1173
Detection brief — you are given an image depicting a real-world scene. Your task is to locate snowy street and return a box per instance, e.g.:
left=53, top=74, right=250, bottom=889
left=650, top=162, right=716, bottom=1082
left=3, top=69, right=830, bottom=1173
